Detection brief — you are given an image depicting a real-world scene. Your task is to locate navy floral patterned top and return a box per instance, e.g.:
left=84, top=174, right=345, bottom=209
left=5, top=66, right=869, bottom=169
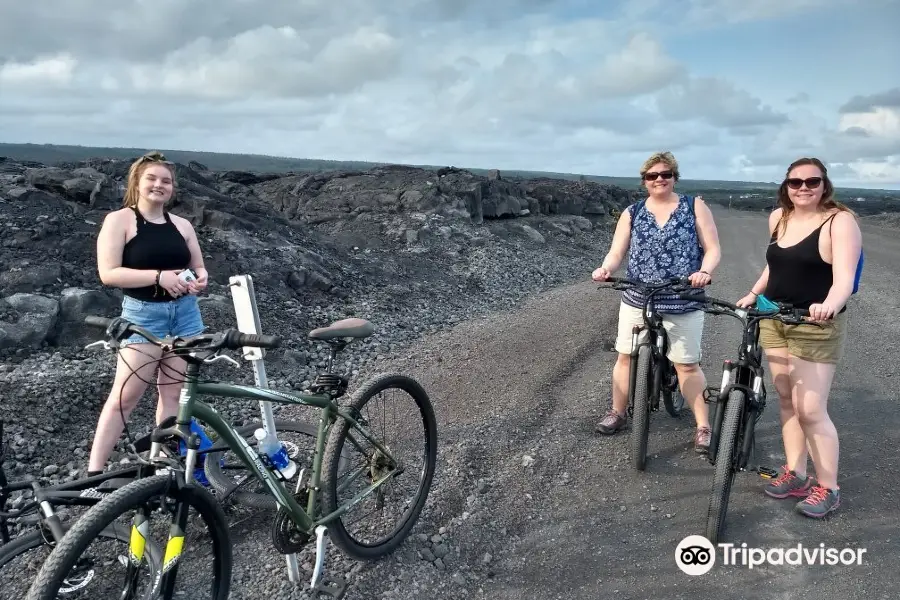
left=623, top=195, right=704, bottom=314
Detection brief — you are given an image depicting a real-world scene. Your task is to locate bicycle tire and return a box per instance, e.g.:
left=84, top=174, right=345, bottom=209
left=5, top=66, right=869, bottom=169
left=706, top=389, right=744, bottom=544
left=25, top=475, right=231, bottom=600
left=630, top=345, right=652, bottom=471
left=0, top=522, right=161, bottom=600
left=203, top=419, right=319, bottom=508
left=321, top=373, right=437, bottom=560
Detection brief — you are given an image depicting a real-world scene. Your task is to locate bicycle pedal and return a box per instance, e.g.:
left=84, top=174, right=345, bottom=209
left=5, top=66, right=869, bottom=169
left=311, top=573, right=348, bottom=599
left=757, top=466, right=779, bottom=479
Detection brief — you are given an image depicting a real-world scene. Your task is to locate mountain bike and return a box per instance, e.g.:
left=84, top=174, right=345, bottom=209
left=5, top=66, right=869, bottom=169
left=598, top=276, right=698, bottom=470
left=26, top=315, right=438, bottom=600
left=685, top=293, right=813, bottom=544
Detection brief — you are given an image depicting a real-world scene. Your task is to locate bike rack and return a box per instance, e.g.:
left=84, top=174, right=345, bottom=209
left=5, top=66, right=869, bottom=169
left=228, top=274, right=301, bottom=583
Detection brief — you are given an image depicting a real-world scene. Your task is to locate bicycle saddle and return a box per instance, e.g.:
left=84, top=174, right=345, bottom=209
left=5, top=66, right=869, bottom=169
left=308, top=318, right=375, bottom=341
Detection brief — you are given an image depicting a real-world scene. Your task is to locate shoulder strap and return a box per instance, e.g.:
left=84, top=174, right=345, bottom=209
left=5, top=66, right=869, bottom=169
left=131, top=206, right=146, bottom=226
left=629, top=200, right=645, bottom=231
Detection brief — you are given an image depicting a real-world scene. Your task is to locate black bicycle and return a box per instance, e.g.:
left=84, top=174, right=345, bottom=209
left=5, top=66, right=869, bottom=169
left=0, top=418, right=165, bottom=599
left=599, top=276, right=700, bottom=471
left=685, top=293, right=813, bottom=543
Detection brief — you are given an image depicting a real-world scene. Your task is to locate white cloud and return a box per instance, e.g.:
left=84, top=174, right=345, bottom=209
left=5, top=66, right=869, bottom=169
left=0, top=1, right=897, bottom=188
left=839, top=108, right=900, bottom=139
left=0, top=53, right=77, bottom=87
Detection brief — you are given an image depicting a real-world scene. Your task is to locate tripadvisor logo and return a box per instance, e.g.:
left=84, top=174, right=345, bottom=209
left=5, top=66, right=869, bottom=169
left=675, top=535, right=867, bottom=575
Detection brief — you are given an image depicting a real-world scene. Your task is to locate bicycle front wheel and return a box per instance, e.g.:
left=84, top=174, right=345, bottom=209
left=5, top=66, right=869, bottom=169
left=321, top=373, right=437, bottom=560
left=630, top=345, right=652, bottom=471
left=25, top=475, right=232, bottom=600
left=706, top=389, right=744, bottom=544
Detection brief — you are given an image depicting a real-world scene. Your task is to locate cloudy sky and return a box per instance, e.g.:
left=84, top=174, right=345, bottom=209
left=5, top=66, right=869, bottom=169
left=2, top=0, right=899, bottom=189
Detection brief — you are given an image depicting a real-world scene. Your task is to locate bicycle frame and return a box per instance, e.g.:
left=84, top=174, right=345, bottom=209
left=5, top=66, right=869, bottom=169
left=153, top=361, right=403, bottom=536
left=625, top=284, right=683, bottom=414
left=0, top=419, right=149, bottom=545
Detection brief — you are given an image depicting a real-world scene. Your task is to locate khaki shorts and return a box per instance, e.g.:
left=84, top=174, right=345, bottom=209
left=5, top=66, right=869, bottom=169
left=614, top=301, right=705, bottom=364
left=759, top=310, right=848, bottom=364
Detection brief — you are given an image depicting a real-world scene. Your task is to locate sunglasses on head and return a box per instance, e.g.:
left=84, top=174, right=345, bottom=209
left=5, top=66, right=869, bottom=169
left=139, top=152, right=175, bottom=167
left=643, top=171, right=674, bottom=181
left=785, top=177, right=822, bottom=190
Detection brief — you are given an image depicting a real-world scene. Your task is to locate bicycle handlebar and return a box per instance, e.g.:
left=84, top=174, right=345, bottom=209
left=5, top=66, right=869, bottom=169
left=598, top=276, right=702, bottom=294
left=680, top=295, right=812, bottom=323
left=84, top=316, right=281, bottom=352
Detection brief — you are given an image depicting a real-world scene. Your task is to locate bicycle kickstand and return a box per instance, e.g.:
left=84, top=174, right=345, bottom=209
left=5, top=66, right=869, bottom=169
left=310, top=525, right=348, bottom=599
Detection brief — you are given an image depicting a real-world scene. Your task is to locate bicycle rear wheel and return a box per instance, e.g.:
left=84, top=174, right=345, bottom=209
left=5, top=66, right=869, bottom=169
left=25, top=475, right=231, bottom=600
left=662, top=368, right=685, bottom=418
left=321, top=373, right=437, bottom=560
left=630, top=345, right=652, bottom=471
left=706, top=389, right=744, bottom=544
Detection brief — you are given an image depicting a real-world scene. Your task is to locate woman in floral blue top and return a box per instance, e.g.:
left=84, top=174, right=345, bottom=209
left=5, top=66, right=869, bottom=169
left=592, top=152, right=722, bottom=453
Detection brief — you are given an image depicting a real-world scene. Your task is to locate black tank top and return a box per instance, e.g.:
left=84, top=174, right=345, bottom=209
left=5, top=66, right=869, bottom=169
left=121, top=208, right=192, bottom=302
left=765, top=214, right=839, bottom=311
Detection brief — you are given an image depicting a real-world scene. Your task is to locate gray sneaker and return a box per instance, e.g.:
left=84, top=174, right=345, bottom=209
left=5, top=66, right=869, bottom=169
left=764, top=465, right=813, bottom=499
left=795, top=485, right=840, bottom=518
left=596, top=409, right=626, bottom=435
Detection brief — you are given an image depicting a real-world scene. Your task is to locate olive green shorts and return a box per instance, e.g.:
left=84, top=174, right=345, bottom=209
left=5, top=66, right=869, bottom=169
left=758, top=310, right=848, bottom=364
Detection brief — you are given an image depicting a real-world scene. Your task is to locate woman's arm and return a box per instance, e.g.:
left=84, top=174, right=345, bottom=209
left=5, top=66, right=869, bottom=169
left=598, top=208, right=633, bottom=273
left=694, top=197, right=721, bottom=276
left=175, top=217, right=209, bottom=292
left=819, top=211, right=861, bottom=315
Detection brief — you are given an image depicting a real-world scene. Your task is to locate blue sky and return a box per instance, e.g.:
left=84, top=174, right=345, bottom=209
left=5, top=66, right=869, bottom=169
left=1, top=0, right=898, bottom=189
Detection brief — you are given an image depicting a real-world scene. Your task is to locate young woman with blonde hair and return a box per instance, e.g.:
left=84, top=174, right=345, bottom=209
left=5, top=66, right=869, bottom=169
left=86, top=152, right=209, bottom=476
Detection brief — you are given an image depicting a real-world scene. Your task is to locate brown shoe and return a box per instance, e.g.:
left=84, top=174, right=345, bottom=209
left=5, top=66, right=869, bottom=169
left=596, top=409, right=627, bottom=435
left=694, top=426, right=711, bottom=454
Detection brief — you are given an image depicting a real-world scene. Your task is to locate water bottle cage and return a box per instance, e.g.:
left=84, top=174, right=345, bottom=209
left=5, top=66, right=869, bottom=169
left=257, top=450, right=289, bottom=481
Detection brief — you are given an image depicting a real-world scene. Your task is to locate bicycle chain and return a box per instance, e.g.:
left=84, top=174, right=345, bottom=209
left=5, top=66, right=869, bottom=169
left=271, top=490, right=312, bottom=553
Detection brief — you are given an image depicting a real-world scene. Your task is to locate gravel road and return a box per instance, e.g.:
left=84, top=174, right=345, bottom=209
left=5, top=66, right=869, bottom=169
left=6, top=206, right=897, bottom=600
left=288, top=206, right=895, bottom=600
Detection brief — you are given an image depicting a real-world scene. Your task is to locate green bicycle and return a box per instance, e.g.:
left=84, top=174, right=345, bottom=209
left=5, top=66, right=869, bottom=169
left=26, top=315, right=438, bottom=600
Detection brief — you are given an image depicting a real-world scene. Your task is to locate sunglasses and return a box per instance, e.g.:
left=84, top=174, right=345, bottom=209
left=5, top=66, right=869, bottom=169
left=139, top=152, right=175, bottom=167
left=785, top=177, right=822, bottom=190
left=643, top=171, right=674, bottom=181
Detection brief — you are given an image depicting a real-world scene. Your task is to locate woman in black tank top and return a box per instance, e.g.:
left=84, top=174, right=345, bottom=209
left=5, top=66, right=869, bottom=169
left=735, top=157, right=862, bottom=520
left=87, top=152, right=211, bottom=477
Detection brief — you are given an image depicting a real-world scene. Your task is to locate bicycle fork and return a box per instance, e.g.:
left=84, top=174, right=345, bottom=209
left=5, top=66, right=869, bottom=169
left=708, top=361, right=778, bottom=478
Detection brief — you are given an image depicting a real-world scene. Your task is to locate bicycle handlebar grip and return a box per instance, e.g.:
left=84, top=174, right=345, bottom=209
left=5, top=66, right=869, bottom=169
left=794, top=308, right=811, bottom=317
left=225, top=331, right=282, bottom=350
left=84, top=315, right=113, bottom=328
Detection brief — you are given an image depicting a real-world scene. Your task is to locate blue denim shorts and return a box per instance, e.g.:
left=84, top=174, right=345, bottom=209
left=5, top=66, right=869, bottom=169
left=120, top=294, right=205, bottom=347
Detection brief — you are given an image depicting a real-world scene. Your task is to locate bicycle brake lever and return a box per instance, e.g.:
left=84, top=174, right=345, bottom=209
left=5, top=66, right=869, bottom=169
left=202, top=354, right=240, bottom=368
left=84, top=340, right=112, bottom=351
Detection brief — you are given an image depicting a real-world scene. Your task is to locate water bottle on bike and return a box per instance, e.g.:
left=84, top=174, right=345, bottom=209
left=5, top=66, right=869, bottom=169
left=254, top=428, right=297, bottom=480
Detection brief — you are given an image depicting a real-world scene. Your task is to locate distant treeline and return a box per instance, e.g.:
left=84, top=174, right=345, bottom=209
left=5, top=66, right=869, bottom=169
left=1, top=142, right=898, bottom=206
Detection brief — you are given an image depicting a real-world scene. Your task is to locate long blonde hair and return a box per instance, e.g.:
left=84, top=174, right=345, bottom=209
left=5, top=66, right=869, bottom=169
left=774, top=157, right=856, bottom=239
left=122, top=151, right=176, bottom=209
